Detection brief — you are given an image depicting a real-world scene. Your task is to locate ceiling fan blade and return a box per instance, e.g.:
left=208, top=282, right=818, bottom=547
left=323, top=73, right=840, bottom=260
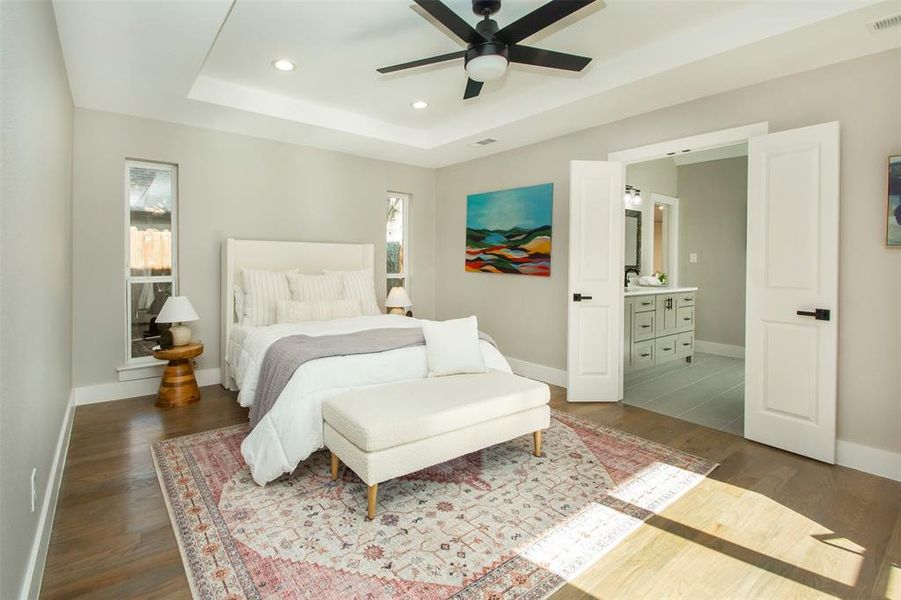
left=377, top=50, right=466, bottom=74
left=496, top=0, right=596, bottom=45
left=414, top=0, right=486, bottom=44
left=508, top=45, right=591, bottom=72
left=463, top=78, right=484, bottom=99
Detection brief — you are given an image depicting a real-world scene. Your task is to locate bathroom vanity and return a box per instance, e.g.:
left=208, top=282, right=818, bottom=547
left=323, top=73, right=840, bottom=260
left=624, top=287, right=698, bottom=372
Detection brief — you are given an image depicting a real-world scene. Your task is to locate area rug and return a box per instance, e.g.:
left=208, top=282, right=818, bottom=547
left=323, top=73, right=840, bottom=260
left=152, top=410, right=716, bottom=599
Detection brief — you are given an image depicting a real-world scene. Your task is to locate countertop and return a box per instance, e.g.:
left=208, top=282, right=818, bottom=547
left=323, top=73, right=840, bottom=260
left=624, top=286, right=699, bottom=297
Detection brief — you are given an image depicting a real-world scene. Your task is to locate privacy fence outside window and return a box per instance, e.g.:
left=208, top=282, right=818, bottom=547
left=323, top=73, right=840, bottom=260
left=125, top=160, right=178, bottom=361
left=386, top=192, right=409, bottom=295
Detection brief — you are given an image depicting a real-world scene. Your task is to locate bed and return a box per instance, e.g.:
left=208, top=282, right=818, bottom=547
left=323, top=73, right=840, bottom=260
left=220, top=239, right=512, bottom=485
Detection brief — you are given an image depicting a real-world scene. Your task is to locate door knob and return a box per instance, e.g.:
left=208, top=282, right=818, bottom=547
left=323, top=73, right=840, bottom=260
left=796, top=308, right=831, bottom=321
left=572, top=293, right=593, bottom=302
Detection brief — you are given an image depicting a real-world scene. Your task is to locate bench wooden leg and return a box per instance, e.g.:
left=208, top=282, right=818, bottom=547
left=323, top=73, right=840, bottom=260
left=367, top=484, right=378, bottom=520
left=533, top=430, right=542, bottom=457
left=330, top=452, right=339, bottom=481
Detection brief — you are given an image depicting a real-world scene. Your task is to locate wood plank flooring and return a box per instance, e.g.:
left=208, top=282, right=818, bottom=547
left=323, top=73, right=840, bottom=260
left=41, top=385, right=900, bottom=599
left=623, top=352, right=745, bottom=434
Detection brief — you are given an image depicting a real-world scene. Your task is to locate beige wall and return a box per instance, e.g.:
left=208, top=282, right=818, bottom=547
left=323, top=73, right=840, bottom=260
left=72, top=110, right=436, bottom=387
left=626, top=157, right=677, bottom=274
left=435, top=48, right=901, bottom=454
left=677, top=157, right=748, bottom=347
left=0, top=2, right=74, bottom=598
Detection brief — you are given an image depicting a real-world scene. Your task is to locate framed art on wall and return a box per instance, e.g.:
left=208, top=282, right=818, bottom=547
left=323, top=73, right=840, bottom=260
left=465, top=183, right=553, bottom=276
left=887, top=155, right=900, bottom=247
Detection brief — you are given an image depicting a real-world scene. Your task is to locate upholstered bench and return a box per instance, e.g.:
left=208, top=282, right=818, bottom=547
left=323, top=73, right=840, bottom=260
left=322, top=370, right=550, bottom=519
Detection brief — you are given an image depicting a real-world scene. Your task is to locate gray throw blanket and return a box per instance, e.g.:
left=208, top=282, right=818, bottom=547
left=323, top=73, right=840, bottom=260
left=250, top=327, right=497, bottom=427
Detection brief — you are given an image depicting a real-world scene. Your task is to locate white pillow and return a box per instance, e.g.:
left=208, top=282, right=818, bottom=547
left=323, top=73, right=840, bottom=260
left=241, top=268, right=293, bottom=326
left=325, top=269, right=380, bottom=316
left=421, top=316, right=487, bottom=377
left=233, top=285, right=245, bottom=325
left=275, top=298, right=362, bottom=323
left=287, top=272, right=344, bottom=302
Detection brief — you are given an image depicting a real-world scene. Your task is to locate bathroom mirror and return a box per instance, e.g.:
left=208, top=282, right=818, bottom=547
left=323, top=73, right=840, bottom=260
left=625, top=209, right=641, bottom=273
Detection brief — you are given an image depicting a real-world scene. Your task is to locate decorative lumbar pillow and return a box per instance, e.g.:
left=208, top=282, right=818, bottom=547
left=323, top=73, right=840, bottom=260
left=233, top=285, right=245, bottom=326
left=325, top=269, right=380, bottom=316
left=275, top=298, right=362, bottom=324
left=287, top=272, right=344, bottom=303
left=241, top=269, right=293, bottom=326
left=421, top=315, right=488, bottom=377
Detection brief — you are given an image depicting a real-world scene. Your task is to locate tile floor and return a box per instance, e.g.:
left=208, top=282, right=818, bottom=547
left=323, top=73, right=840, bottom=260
left=623, top=352, right=745, bottom=435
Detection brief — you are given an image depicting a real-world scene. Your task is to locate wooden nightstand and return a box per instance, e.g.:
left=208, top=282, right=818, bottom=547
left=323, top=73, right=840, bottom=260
left=153, top=343, right=203, bottom=408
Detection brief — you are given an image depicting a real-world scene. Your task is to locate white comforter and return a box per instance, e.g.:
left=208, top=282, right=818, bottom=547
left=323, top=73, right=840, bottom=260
left=234, top=315, right=512, bottom=485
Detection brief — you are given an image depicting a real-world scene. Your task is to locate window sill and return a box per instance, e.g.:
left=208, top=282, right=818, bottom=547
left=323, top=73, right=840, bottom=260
left=116, top=361, right=165, bottom=382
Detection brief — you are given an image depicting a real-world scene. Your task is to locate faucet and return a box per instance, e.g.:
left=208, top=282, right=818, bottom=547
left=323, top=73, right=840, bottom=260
left=624, top=268, right=640, bottom=287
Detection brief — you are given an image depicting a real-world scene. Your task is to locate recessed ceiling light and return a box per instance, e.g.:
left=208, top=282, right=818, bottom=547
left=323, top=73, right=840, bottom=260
left=411, top=100, right=428, bottom=110
left=272, top=59, right=296, bottom=72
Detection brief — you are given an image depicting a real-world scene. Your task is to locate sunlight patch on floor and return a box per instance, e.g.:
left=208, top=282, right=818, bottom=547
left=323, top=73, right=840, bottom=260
left=559, top=474, right=867, bottom=598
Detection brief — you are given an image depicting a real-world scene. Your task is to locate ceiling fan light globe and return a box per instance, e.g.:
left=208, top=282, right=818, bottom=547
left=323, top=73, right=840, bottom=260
left=465, top=54, right=508, bottom=82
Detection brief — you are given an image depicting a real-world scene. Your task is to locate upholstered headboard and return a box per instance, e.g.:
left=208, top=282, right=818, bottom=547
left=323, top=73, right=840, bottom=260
left=220, top=238, right=375, bottom=388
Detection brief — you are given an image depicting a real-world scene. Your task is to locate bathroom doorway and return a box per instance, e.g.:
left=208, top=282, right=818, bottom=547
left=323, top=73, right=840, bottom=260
left=620, top=145, right=749, bottom=435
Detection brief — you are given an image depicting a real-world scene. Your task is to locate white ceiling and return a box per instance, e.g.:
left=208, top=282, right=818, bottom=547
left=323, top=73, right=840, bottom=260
left=53, top=0, right=901, bottom=168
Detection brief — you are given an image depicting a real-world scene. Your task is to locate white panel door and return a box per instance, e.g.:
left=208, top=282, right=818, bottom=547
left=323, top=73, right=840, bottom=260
left=567, top=161, right=624, bottom=402
left=745, top=122, right=840, bottom=462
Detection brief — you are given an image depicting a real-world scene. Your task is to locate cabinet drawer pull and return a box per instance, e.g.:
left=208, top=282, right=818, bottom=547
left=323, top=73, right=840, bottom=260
left=641, top=301, right=652, bottom=306
left=682, top=342, right=691, bottom=346
left=663, top=347, right=673, bottom=351
left=640, top=353, right=650, bottom=357
left=640, top=324, right=650, bottom=328
left=682, top=317, right=691, bottom=321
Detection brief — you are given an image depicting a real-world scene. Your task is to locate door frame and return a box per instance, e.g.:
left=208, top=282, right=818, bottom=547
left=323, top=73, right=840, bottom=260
left=607, top=122, right=769, bottom=436
left=649, top=192, right=680, bottom=286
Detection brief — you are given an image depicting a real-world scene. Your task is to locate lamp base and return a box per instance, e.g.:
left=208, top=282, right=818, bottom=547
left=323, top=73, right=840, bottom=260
left=169, top=324, right=192, bottom=346
left=387, top=307, right=406, bottom=316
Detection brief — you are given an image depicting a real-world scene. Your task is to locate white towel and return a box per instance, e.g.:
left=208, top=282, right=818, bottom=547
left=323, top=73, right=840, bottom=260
left=638, top=275, right=664, bottom=287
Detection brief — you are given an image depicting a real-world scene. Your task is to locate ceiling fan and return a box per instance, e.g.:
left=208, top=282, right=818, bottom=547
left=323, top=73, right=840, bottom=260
left=377, top=0, right=597, bottom=99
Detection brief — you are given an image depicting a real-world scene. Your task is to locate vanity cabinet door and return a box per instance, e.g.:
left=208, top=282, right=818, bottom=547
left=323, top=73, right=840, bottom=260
left=677, top=306, right=695, bottom=331
left=633, top=340, right=655, bottom=369
left=655, top=335, right=679, bottom=365
left=677, top=332, right=694, bottom=357
left=655, top=295, right=678, bottom=335
left=633, top=312, right=656, bottom=341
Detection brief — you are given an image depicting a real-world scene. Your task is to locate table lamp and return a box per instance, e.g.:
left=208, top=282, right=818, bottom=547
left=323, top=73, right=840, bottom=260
left=156, top=295, right=199, bottom=346
left=385, top=287, right=412, bottom=316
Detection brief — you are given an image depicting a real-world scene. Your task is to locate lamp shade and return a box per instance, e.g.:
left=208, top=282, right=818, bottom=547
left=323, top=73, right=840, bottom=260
left=156, top=295, right=199, bottom=323
left=385, top=287, right=412, bottom=308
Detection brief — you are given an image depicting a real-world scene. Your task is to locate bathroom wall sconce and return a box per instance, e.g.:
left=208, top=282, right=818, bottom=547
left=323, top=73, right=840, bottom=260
left=624, top=185, right=642, bottom=207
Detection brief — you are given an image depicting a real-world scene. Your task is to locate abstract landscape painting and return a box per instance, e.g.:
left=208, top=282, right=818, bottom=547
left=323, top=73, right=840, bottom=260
left=466, top=183, right=552, bottom=276
left=887, top=155, right=900, bottom=247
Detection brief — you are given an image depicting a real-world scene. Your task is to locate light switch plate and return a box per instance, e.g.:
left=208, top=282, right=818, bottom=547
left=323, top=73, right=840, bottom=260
left=689, top=253, right=698, bottom=263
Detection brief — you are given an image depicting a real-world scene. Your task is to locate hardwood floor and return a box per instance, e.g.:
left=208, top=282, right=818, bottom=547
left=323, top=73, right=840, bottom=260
left=41, top=385, right=900, bottom=599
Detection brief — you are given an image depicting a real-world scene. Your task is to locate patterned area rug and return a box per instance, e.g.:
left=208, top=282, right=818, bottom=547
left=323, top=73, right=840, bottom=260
left=153, top=410, right=716, bottom=599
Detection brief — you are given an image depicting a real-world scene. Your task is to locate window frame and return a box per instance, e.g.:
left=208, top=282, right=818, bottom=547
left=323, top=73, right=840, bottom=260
left=386, top=191, right=410, bottom=294
left=124, top=159, right=179, bottom=365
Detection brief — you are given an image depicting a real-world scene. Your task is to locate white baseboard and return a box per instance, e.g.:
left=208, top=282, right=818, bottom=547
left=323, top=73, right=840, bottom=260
left=506, top=357, right=567, bottom=388
left=74, top=367, right=221, bottom=406
left=694, top=340, right=745, bottom=359
left=836, top=440, right=901, bottom=482
left=21, top=390, right=75, bottom=600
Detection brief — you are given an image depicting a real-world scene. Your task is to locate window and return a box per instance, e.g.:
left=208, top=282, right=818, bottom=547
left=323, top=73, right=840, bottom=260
left=386, top=192, right=409, bottom=295
left=125, top=160, right=177, bottom=362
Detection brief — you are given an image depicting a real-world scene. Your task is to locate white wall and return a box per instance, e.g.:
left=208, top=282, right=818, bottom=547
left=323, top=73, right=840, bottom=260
left=435, top=48, right=901, bottom=455
left=677, top=157, right=748, bottom=348
left=72, top=109, right=436, bottom=387
left=0, top=2, right=74, bottom=598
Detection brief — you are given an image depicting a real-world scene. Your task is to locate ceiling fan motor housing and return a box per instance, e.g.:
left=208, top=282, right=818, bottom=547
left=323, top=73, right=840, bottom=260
left=472, top=0, right=501, bottom=17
